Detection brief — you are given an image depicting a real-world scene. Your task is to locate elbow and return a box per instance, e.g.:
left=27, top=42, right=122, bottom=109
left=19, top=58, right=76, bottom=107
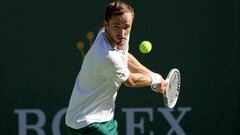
left=123, top=76, right=137, bottom=87
left=123, top=81, right=134, bottom=87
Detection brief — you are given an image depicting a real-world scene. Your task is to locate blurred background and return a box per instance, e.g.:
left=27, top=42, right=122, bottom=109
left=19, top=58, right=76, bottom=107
left=1, top=0, right=239, bottom=135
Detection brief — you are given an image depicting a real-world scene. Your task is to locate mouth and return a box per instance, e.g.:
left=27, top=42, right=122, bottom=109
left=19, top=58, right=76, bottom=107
left=118, top=39, right=125, bottom=44
left=117, top=37, right=126, bottom=42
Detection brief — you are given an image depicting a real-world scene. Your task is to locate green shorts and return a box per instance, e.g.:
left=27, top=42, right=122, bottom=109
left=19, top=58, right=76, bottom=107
left=66, top=119, right=118, bottom=135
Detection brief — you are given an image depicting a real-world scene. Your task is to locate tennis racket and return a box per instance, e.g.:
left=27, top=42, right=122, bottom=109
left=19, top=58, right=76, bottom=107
left=163, top=68, right=181, bottom=108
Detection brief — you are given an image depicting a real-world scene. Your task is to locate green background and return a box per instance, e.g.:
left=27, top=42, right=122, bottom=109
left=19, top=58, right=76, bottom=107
left=1, top=0, right=239, bottom=134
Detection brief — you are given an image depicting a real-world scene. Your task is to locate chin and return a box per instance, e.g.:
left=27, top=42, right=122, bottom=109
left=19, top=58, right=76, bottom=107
left=118, top=43, right=125, bottom=47
left=118, top=41, right=125, bottom=46
left=113, top=40, right=123, bottom=46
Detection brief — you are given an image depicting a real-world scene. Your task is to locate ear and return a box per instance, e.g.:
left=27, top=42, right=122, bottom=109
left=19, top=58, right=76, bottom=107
left=103, top=20, right=108, bottom=28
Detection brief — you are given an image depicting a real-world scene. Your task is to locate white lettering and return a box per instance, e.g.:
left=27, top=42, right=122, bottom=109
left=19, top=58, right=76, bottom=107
left=122, top=108, right=154, bottom=135
left=14, top=109, right=46, bottom=135
left=52, top=108, right=67, bottom=135
left=158, top=107, right=191, bottom=135
left=15, top=107, right=191, bottom=135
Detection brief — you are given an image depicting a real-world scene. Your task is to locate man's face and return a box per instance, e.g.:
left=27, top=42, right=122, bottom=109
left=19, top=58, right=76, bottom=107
left=104, top=12, right=133, bottom=48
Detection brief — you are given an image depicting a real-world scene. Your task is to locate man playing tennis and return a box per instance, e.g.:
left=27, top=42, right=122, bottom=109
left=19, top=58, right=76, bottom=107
left=65, top=1, right=168, bottom=135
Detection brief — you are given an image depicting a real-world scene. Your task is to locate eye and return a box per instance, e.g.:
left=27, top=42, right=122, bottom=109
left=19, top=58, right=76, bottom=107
left=124, top=25, right=131, bottom=30
left=113, top=25, right=120, bottom=29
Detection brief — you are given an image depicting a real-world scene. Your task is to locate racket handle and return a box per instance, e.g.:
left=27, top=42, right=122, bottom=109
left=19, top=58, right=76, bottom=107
left=151, top=84, right=158, bottom=93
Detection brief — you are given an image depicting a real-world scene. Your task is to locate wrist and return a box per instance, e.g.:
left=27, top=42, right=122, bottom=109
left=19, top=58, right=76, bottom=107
left=149, top=73, right=162, bottom=93
left=149, top=73, right=162, bottom=86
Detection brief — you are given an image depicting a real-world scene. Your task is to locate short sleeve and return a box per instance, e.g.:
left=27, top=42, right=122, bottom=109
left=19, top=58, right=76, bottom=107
left=115, top=67, right=130, bottom=82
left=99, top=50, right=130, bottom=82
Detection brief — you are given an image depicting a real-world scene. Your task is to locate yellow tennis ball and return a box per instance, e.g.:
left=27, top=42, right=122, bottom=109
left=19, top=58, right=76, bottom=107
left=139, top=41, right=152, bottom=54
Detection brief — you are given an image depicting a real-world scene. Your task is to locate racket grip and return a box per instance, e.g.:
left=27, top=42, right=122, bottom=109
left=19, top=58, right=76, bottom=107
left=151, top=84, right=159, bottom=93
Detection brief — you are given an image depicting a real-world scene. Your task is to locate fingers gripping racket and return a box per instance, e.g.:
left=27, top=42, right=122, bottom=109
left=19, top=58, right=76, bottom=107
left=164, top=68, right=181, bottom=108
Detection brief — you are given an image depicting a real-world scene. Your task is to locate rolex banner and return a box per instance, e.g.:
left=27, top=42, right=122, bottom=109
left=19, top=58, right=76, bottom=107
left=1, top=0, right=239, bottom=135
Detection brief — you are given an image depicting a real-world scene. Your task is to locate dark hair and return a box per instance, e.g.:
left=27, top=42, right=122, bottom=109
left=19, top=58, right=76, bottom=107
left=104, top=1, right=134, bottom=22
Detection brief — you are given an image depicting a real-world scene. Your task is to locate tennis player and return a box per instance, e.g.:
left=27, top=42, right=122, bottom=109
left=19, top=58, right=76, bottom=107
left=65, top=1, right=167, bottom=135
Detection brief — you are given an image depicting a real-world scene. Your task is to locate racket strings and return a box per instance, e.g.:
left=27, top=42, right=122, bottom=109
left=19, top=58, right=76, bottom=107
left=167, top=74, right=179, bottom=104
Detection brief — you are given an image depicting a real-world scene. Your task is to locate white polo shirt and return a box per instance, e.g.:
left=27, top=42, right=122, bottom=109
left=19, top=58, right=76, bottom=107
left=65, top=28, right=130, bottom=129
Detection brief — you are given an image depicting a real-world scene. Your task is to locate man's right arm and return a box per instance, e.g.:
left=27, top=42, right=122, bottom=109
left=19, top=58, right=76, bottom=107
left=123, top=53, right=167, bottom=92
left=127, top=53, right=153, bottom=75
left=123, top=72, right=153, bottom=87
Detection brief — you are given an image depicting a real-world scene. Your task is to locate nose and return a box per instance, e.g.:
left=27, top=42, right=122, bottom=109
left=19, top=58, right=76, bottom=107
left=119, top=29, right=126, bottom=38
